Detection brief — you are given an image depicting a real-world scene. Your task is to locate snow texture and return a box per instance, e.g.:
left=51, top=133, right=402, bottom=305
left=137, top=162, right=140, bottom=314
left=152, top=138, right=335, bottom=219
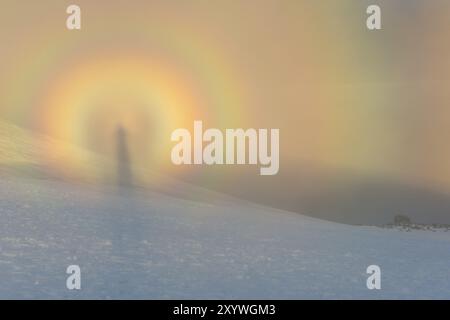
left=0, top=176, right=449, bottom=299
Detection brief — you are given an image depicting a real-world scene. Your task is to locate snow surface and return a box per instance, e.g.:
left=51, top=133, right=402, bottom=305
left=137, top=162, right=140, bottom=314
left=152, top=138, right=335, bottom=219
left=0, top=176, right=449, bottom=299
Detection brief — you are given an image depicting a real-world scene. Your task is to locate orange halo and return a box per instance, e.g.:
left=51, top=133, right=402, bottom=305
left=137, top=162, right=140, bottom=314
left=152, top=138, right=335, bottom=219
left=35, top=53, right=223, bottom=181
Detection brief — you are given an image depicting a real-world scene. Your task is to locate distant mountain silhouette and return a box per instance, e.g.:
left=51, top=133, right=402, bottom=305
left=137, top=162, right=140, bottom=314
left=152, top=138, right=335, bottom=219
left=3, top=119, right=449, bottom=226
left=178, top=166, right=450, bottom=226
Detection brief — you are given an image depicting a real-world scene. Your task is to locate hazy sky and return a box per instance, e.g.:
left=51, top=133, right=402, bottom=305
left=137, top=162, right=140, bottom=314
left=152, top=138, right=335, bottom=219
left=0, top=1, right=449, bottom=194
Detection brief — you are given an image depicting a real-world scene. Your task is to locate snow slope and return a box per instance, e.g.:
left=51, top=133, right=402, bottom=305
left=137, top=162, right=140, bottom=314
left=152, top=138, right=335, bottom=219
left=0, top=176, right=449, bottom=299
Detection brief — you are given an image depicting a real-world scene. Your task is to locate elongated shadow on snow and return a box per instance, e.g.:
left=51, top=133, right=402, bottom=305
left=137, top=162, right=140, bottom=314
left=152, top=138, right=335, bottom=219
left=109, top=125, right=148, bottom=297
left=116, top=125, right=133, bottom=189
